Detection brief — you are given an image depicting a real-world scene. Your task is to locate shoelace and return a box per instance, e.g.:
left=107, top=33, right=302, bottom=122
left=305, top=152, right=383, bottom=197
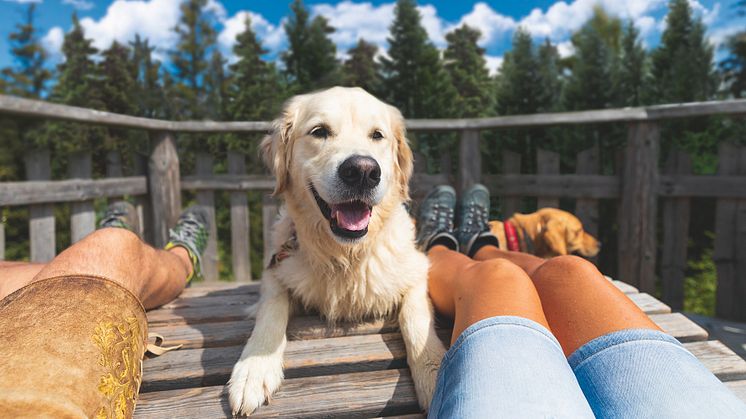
left=427, top=203, right=455, bottom=230
left=462, top=204, right=488, bottom=231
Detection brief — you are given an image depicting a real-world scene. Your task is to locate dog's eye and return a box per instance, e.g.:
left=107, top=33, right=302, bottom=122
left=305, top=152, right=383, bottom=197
left=310, top=126, right=330, bottom=139
left=371, top=130, right=384, bottom=141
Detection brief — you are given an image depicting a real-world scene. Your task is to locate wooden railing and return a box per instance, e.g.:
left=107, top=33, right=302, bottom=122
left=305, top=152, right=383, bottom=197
left=1, top=94, right=746, bottom=319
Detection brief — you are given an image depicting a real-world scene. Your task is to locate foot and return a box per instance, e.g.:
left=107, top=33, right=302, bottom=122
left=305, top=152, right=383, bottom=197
left=415, top=185, right=458, bottom=251
left=455, top=184, right=499, bottom=257
left=99, top=201, right=140, bottom=237
left=165, top=206, right=210, bottom=283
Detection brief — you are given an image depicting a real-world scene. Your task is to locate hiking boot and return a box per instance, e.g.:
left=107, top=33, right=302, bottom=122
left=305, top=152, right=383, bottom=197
left=455, top=184, right=499, bottom=257
left=99, top=201, right=140, bottom=237
left=415, top=185, right=458, bottom=251
left=165, top=206, right=210, bottom=283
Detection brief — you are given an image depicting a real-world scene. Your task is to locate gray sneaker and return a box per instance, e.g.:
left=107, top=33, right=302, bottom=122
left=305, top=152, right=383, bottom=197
left=415, top=185, right=458, bottom=251
left=455, top=184, right=499, bottom=257
left=165, top=206, right=210, bottom=283
left=99, top=201, right=140, bottom=237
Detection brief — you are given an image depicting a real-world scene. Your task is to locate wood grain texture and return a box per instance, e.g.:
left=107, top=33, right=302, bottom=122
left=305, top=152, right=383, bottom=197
left=458, top=129, right=481, bottom=193
left=181, top=174, right=275, bottom=191
left=500, top=150, right=522, bottom=218
left=685, top=340, right=746, bottom=381
left=618, top=122, right=659, bottom=293
left=149, top=131, right=181, bottom=248
left=25, top=149, right=55, bottom=262
left=0, top=177, right=147, bottom=206
left=135, top=369, right=420, bottom=419
left=482, top=174, right=619, bottom=198
left=227, top=151, right=251, bottom=282
left=134, top=154, right=153, bottom=243
left=726, top=380, right=746, bottom=403
left=661, top=151, right=692, bottom=310
left=536, top=149, right=560, bottom=208
left=195, top=153, right=219, bottom=282
left=68, top=151, right=95, bottom=243
left=575, top=145, right=600, bottom=237
left=176, top=283, right=259, bottom=298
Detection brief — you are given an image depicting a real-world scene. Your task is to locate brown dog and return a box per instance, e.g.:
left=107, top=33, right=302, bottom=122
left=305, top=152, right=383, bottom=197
left=489, top=208, right=600, bottom=258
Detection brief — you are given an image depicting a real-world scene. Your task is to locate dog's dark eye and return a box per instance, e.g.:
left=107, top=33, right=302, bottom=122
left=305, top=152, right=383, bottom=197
left=371, top=130, right=384, bottom=141
left=310, top=126, right=330, bottom=139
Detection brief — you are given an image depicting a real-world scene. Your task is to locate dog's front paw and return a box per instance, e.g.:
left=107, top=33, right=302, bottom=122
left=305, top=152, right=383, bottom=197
left=410, top=344, right=446, bottom=411
left=228, top=355, right=284, bottom=416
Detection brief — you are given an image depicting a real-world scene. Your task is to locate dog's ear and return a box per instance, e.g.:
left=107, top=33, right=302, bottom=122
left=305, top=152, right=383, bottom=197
left=389, top=105, right=413, bottom=200
left=261, top=97, right=302, bottom=196
left=542, top=218, right=569, bottom=256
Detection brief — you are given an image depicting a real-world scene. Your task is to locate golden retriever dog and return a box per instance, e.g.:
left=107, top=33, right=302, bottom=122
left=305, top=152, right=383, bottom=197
left=228, top=87, right=446, bottom=415
left=489, top=208, right=601, bottom=258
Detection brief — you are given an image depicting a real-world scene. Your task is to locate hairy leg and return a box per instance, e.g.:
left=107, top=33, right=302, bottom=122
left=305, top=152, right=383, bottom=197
left=29, top=228, right=192, bottom=309
left=0, top=262, right=46, bottom=300
left=427, top=245, right=548, bottom=344
left=530, top=255, right=660, bottom=356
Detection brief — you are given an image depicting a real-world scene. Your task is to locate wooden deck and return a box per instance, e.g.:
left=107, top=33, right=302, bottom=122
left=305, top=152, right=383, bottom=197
left=134, top=279, right=746, bottom=418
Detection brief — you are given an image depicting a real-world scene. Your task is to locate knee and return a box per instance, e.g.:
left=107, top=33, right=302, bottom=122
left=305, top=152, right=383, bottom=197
left=83, top=228, right=144, bottom=255
left=463, top=258, right=532, bottom=288
left=531, top=255, right=600, bottom=287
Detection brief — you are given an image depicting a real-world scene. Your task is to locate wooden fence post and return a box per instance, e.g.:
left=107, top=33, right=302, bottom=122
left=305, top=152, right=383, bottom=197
left=575, top=145, right=600, bottom=237
left=69, top=151, right=95, bottom=243
left=262, top=194, right=279, bottom=266
left=0, top=217, right=4, bottom=261
left=134, top=154, right=153, bottom=243
left=228, top=151, right=251, bottom=282
left=148, top=131, right=181, bottom=248
left=618, top=122, right=659, bottom=293
left=537, top=149, right=560, bottom=209
left=501, top=150, right=521, bottom=218
left=714, top=143, right=746, bottom=320
left=458, top=129, right=481, bottom=193
left=106, top=150, right=123, bottom=177
left=660, top=150, right=692, bottom=310
left=25, top=149, right=55, bottom=262
left=195, top=152, right=218, bottom=282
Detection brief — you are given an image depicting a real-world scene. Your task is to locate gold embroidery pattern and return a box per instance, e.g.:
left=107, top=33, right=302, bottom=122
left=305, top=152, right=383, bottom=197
left=92, top=316, right=144, bottom=419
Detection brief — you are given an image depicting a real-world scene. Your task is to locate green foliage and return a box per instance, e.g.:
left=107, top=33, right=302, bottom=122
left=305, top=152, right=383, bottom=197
left=496, top=28, right=541, bottom=115
left=130, top=35, right=165, bottom=118
left=721, top=32, right=746, bottom=98
left=282, top=0, right=340, bottom=92
left=613, top=22, right=649, bottom=106
left=684, top=236, right=717, bottom=316
left=443, top=25, right=494, bottom=118
left=2, top=4, right=51, bottom=98
left=342, top=39, right=382, bottom=96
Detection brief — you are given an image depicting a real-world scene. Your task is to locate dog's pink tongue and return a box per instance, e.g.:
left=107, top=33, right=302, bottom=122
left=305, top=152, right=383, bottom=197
left=332, top=203, right=371, bottom=231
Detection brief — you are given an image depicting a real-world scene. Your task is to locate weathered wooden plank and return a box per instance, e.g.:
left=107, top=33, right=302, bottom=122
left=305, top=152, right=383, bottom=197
left=68, top=151, right=95, bottom=243
left=685, top=340, right=746, bottom=381
left=106, top=150, right=123, bottom=177
left=262, top=194, right=279, bottom=264
left=618, top=122, right=659, bottom=293
left=25, top=149, right=55, bottom=262
left=537, top=149, right=560, bottom=209
left=715, top=143, right=741, bottom=319
left=726, top=380, right=746, bottom=404
left=227, top=151, right=251, bottom=282
left=134, top=154, right=152, bottom=242
left=738, top=146, right=746, bottom=321
left=135, top=369, right=420, bottom=419
left=0, top=177, right=148, bottom=206
left=177, top=283, right=259, bottom=298
left=658, top=175, right=746, bottom=198
left=196, top=153, right=219, bottom=282
left=457, top=129, right=480, bottom=193
left=181, top=174, right=275, bottom=191
left=661, top=151, right=692, bottom=310
left=611, top=279, right=638, bottom=294
left=575, top=145, right=600, bottom=237
left=160, top=293, right=257, bottom=310
left=482, top=174, right=619, bottom=199
left=500, top=150, right=522, bottom=218
left=651, top=312, right=708, bottom=342
left=149, top=131, right=181, bottom=248
left=141, top=333, right=407, bottom=392
left=628, top=292, right=671, bottom=314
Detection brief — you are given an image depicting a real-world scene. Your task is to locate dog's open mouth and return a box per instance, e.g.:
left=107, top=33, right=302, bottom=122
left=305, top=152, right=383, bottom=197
left=311, top=185, right=372, bottom=240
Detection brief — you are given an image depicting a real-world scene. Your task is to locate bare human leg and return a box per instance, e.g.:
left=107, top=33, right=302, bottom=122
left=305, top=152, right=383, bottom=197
left=0, top=262, right=45, bottom=300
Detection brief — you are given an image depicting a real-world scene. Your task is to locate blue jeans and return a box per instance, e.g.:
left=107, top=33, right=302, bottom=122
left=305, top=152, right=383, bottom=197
left=428, top=316, right=746, bottom=418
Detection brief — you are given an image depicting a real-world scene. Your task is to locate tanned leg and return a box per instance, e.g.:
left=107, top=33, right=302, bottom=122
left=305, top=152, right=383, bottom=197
left=0, top=262, right=46, bottom=300
left=473, top=246, right=545, bottom=276
left=529, top=255, right=660, bottom=356
left=29, top=228, right=193, bottom=309
left=427, top=245, right=549, bottom=344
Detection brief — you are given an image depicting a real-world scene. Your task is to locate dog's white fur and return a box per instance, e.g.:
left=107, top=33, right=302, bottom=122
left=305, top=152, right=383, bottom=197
left=228, top=87, right=446, bottom=415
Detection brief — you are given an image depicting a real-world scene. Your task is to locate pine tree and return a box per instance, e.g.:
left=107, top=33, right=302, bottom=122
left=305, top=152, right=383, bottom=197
left=651, top=0, right=716, bottom=103
left=2, top=4, right=51, bottom=98
left=282, top=0, right=339, bottom=91
left=170, top=0, right=217, bottom=118
left=228, top=15, right=284, bottom=124
left=342, top=39, right=382, bottom=96
left=495, top=28, right=541, bottom=116
left=722, top=31, right=746, bottom=98
left=536, top=38, right=562, bottom=112
left=443, top=24, right=493, bottom=117
left=99, top=41, right=138, bottom=154
left=563, top=23, right=613, bottom=111
left=205, top=50, right=229, bottom=121
left=381, top=0, right=456, bottom=118
left=614, top=22, right=648, bottom=106
left=130, top=35, right=164, bottom=118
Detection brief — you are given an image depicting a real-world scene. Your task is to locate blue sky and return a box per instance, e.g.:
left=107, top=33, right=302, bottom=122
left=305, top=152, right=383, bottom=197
left=0, top=0, right=743, bottom=73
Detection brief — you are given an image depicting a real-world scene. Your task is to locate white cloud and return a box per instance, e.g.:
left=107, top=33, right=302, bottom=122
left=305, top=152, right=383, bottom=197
left=310, top=1, right=395, bottom=51
left=454, top=3, right=516, bottom=46
left=42, top=26, right=64, bottom=59
left=2, top=0, right=41, bottom=3
left=217, top=11, right=286, bottom=60
left=556, top=40, right=575, bottom=58
left=62, top=0, right=94, bottom=10
left=484, top=55, right=503, bottom=75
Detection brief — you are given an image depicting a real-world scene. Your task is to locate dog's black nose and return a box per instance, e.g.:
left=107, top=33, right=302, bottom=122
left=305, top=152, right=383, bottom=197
left=338, top=155, right=381, bottom=189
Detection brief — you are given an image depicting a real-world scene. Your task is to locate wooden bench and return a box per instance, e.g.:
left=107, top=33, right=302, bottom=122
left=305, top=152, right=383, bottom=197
left=134, top=278, right=746, bottom=418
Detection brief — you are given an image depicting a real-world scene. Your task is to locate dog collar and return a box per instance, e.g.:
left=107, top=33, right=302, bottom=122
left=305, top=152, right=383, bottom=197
left=504, top=220, right=521, bottom=252
left=267, top=231, right=299, bottom=269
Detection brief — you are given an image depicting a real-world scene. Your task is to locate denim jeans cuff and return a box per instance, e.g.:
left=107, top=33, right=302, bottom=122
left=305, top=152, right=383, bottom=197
left=568, top=328, right=683, bottom=371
